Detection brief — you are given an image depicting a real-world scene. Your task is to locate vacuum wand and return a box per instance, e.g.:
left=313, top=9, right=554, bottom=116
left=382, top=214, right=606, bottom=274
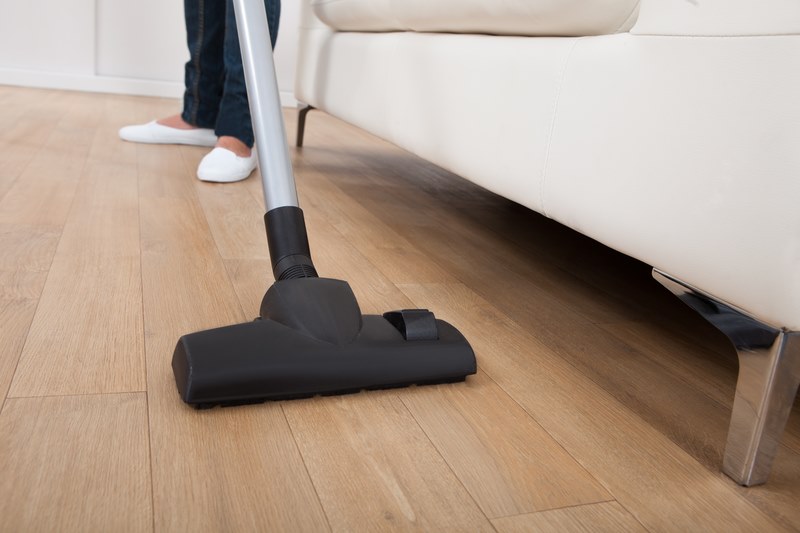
left=233, top=0, right=317, bottom=280
left=232, top=0, right=296, bottom=212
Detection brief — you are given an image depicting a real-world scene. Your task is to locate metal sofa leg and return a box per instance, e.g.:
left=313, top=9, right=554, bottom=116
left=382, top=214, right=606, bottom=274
left=296, top=104, right=314, bottom=148
left=653, top=269, right=800, bottom=486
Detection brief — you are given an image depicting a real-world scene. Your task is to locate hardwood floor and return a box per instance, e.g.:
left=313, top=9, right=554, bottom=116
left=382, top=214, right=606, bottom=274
left=0, top=86, right=798, bottom=532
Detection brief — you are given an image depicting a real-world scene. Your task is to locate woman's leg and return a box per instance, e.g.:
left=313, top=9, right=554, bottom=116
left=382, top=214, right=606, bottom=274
left=213, top=0, right=281, bottom=152
left=178, top=0, right=229, bottom=129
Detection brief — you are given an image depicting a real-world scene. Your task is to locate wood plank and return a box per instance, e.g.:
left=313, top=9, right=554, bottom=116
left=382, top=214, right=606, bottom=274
left=601, top=319, right=800, bottom=451
left=287, top=165, right=454, bottom=284
left=0, top=90, right=105, bottom=403
left=283, top=393, right=494, bottom=532
left=0, top=298, right=38, bottom=404
left=8, top=98, right=146, bottom=397
left=0, top=393, right=152, bottom=532
left=9, top=254, right=144, bottom=397
left=0, top=225, right=61, bottom=307
left=601, top=321, right=738, bottom=409
left=492, top=502, right=647, bottom=533
left=731, top=450, right=800, bottom=530
left=0, top=150, right=85, bottom=229
left=195, top=179, right=270, bottom=262
left=0, top=89, right=69, bottom=201
left=0, top=225, right=60, bottom=300
left=401, top=372, right=612, bottom=518
left=138, top=141, right=329, bottom=532
left=398, top=282, right=788, bottom=531
left=0, top=94, right=95, bottom=229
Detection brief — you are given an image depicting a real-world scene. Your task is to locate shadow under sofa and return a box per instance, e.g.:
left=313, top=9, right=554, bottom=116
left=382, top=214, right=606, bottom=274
left=291, top=0, right=800, bottom=486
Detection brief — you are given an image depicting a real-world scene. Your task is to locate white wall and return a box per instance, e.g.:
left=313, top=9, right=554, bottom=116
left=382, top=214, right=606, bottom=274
left=0, top=0, right=300, bottom=106
left=96, top=0, right=187, bottom=83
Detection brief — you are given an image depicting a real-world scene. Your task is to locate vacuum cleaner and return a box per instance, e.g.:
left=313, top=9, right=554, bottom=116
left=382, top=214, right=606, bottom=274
left=171, top=0, right=477, bottom=408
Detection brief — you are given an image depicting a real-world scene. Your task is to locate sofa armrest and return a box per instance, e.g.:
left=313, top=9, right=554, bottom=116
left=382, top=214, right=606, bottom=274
left=631, top=0, right=800, bottom=36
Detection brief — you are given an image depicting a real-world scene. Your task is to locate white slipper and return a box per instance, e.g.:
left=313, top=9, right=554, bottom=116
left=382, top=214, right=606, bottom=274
left=118, top=120, right=217, bottom=147
left=197, top=147, right=257, bottom=183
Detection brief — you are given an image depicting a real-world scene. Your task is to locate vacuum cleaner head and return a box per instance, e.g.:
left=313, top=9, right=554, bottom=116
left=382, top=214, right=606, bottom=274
left=172, top=278, right=476, bottom=408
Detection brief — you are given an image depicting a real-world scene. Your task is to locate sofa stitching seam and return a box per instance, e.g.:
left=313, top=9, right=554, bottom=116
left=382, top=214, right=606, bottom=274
left=540, top=38, right=580, bottom=218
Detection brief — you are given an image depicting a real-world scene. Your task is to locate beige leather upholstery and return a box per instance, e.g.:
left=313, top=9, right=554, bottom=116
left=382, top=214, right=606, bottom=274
left=542, top=35, right=800, bottom=330
left=311, top=0, right=640, bottom=36
left=296, top=0, right=800, bottom=330
left=632, top=0, right=800, bottom=36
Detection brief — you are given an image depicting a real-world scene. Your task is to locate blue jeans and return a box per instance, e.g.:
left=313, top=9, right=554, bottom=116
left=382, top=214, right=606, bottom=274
left=181, top=0, right=280, bottom=148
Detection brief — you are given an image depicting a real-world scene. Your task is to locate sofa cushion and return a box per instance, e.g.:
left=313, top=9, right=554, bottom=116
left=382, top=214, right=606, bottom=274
left=310, top=0, right=640, bottom=37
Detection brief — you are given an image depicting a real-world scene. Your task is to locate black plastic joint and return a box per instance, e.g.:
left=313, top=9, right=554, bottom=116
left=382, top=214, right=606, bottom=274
left=383, top=309, right=439, bottom=341
left=264, top=207, right=318, bottom=280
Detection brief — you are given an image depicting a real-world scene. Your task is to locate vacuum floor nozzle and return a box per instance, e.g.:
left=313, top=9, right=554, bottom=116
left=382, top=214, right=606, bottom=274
left=172, top=278, right=476, bottom=408
left=176, top=4, right=478, bottom=410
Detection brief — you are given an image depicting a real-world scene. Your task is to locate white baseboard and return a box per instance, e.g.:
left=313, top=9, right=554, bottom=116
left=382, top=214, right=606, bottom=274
left=0, top=68, right=298, bottom=107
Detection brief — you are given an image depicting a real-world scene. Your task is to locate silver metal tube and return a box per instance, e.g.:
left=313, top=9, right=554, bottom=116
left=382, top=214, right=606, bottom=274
left=232, top=0, right=298, bottom=210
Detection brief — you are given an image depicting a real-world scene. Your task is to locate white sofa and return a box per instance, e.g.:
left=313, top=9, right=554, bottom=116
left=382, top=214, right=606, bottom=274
left=293, top=0, right=800, bottom=485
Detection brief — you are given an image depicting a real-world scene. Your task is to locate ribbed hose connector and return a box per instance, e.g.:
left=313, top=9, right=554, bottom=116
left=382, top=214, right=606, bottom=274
left=264, top=207, right=319, bottom=281
left=278, top=263, right=319, bottom=280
